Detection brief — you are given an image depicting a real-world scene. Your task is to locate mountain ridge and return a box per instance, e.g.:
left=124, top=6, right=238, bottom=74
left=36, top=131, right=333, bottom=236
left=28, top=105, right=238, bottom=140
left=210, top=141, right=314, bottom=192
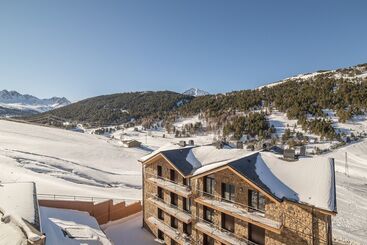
left=0, top=89, right=71, bottom=117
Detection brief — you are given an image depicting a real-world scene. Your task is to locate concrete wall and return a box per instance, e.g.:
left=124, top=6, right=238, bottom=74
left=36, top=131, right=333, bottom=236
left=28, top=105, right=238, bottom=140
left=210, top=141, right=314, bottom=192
left=39, top=199, right=142, bottom=225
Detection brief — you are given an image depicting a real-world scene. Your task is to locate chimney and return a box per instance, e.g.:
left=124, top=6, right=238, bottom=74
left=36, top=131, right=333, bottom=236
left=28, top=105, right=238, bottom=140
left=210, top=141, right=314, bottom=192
left=188, top=140, right=194, bottom=146
left=179, top=141, right=186, bottom=147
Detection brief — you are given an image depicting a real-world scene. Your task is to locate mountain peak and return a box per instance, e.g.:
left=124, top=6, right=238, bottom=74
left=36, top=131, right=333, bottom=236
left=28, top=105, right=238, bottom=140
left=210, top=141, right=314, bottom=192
left=183, top=88, right=209, bottom=97
left=0, top=89, right=71, bottom=117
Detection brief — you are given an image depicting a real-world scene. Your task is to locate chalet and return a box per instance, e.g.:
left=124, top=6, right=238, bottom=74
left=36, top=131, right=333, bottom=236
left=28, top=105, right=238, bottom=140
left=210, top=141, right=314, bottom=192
left=139, top=144, right=336, bottom=245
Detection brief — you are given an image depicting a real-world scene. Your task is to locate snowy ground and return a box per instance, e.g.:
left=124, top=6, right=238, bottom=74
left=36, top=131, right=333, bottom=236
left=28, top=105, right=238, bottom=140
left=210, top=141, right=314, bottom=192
left=0, top=118, right=366, bottom=243
left=101, top=212, right=156, bottom=245
left=0, top=120, right=146, bottom=200
left=332, top=173, right=367, bottom=245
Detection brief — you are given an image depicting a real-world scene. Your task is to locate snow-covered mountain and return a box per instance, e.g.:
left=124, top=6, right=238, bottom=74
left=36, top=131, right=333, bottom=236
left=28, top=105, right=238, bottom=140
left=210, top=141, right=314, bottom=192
left=0, top=90, right=71, bottom=117
left=183, top=88, right=210, bottom=97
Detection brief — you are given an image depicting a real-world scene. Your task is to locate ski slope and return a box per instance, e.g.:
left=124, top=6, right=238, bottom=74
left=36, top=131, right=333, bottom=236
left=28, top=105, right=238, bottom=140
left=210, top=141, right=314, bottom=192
left=0, top=120, right=146, bottom=200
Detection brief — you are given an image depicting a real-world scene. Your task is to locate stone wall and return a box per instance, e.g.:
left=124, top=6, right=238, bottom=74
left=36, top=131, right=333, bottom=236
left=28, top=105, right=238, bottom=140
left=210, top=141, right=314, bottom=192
left=143, top=158, right=333, bottom=245
left=143, top=156, right=189, bottom=244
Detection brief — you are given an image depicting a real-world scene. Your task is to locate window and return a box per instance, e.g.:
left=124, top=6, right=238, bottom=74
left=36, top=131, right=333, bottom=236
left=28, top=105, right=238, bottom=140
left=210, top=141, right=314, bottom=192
left=183, top=197, right=191, bottom=212
left=157, top=186, right=164, bottom=199
left=204, top=175, right=215, bottom=195
left=170, top=192, right=178, bottom=206
left=170, top=169, right=177, bottom=182
left=221, top=213, right=235, bottom=232
left=203, top=234, right=215, bottom=245
left=183, top=223, right=192, bottom=235
left=221, top=183, right=235, bottom=201
left=157, top=165, right=162, bottom=177
left=158, top=208, right=164, bottom=220
left=171, top=216, right=178, bottom=229
left=171, top=240, right=177, bottom=245
left=204, top=206, right=214, bottom=223
left=158, top=229, right=164, bottom=240
left=248, top=189, right=266, bottom=212
left=182, top=177, right=187, bottom=186
left=249, top=224, right=265, bottom=245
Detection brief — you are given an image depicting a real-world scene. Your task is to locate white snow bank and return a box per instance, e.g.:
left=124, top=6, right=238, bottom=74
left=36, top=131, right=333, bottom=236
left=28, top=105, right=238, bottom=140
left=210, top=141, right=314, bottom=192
left=40, top=206, right=111, bottom=245
left=102, top=212, right=156, bottom=245
left=0, top=182, right=37, bottom=224
left=257, top=152, right=336, bottom=211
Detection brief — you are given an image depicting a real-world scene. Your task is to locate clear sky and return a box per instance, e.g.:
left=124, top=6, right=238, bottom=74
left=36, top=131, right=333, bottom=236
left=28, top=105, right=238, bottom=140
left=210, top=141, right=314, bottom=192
left=0, top=0, right=366, bottom=101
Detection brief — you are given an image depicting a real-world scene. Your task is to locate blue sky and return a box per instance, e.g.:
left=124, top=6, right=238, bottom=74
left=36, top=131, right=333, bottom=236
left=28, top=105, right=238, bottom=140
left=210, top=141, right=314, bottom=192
left=0, top=1, right=366, bottom=101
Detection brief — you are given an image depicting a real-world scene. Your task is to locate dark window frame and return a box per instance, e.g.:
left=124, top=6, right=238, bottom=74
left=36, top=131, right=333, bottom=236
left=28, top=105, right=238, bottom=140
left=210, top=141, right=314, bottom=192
left=204, top=175, right=215, bottom=195
left=203, top=206, right=214, bottom=223
left=183, top=222, right=192, bottom=236
left=171, top=216, right=178, bottom=229
left=157, top=186, right=164, bottom=199
left=157, top=165, right=162, bottom=177
left=158, top=208, right=164, bottom=220
left=248, top=189, right=266, bottom=212
left=158, top=229, right=164, bottom=240
left=170, top=192, right=178, bottom=206
left=221, top=213, right=235, bottom=232
left=170, top=169, right=177, bottom=183
left=183, top=197, right=191, bottom=212
left=221, top=182, right=235, bottom=201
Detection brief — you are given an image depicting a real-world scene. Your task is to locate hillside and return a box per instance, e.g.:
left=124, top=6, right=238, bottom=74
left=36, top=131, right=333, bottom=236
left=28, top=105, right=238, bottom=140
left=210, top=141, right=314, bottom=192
left=24, top=91, right=193, bottom=127
left=177, top=63, right=367, bottom=140
left=23, top=63, right=367, bottom=140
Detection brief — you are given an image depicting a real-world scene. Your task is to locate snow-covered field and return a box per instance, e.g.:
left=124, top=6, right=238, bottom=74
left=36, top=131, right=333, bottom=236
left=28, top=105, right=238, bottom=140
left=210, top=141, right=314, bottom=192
left=0, top=118, right=366, bottom=243
left=0, top=120, right=146, bottom=200
left=102, top=212, right=156, bottom=245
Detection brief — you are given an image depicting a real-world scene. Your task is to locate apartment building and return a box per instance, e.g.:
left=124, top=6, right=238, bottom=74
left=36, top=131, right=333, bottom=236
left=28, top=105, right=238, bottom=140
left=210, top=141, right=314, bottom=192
left=139, top=144, right=336, bottom=245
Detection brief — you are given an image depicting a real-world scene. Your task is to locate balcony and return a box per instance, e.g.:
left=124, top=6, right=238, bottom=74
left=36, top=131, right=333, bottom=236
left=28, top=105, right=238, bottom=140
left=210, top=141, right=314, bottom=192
left=195, top=191, right=282, bottom=234
left=146, top=174, right=192, bottom=198
left=147, top=195, right=192, bottom=223
left=146, top=216, right=191, bottom=245
left=195, top=218, right=258, bottom=245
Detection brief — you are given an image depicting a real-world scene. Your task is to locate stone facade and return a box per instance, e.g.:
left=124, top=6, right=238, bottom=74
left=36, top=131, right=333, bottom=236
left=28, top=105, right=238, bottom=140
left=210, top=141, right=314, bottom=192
left=142, top=155, right=333, bottom=245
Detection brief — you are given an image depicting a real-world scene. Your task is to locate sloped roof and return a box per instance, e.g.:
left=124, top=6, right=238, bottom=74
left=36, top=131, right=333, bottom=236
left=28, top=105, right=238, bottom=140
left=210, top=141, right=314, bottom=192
left=140, top=144, right=337, bottom=212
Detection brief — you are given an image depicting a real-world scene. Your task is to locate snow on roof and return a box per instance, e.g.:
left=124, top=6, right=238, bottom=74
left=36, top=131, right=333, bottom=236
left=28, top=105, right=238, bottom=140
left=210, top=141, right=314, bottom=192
left=141, top=144, right=336, bottom=212
left=40, top=206, right=111, bottom=245
left=255, top=152, right=336, bottom=212
left=0, top=182, right=37, bottom=225
left=139, top=143, right=193, bottom=162
left=188, top=146, right=255, bottom=176
left=0, top=182, right=43, bottom=244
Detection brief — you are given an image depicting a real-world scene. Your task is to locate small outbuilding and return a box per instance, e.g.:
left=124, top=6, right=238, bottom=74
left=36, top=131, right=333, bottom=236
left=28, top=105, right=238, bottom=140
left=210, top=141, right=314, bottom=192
left=121, top=139, right=142, bottom=148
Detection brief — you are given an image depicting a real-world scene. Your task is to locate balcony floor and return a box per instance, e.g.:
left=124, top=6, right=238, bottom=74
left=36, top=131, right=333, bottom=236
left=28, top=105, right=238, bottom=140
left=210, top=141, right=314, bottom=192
left=195, top=196, right=282, bottom=233
left=148, top=197, right=192, bottom=223
left=146, top=216, right=191, bottom=245
left=147, top=177, right=192, bottom=197
left=195, top=221, right=255, bottom=245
